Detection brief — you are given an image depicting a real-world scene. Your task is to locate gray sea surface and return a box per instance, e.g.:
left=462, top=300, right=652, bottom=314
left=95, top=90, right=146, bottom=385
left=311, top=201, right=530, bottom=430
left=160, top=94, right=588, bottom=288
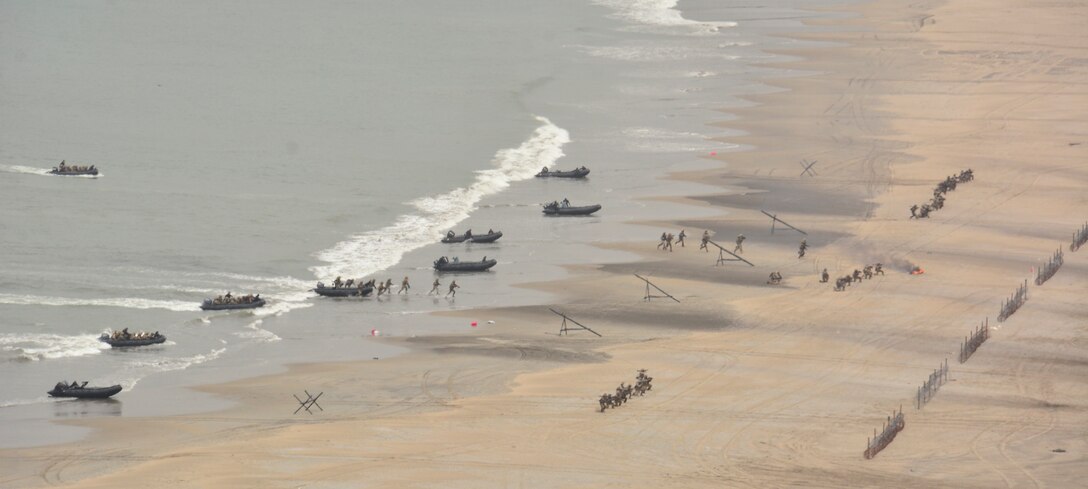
left=0, top=0, right=847, bottom=448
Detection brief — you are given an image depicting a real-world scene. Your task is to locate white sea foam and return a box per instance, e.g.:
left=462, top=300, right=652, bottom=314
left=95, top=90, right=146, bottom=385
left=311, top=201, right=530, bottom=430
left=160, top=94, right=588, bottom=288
left=593, top=0, right=737, bottom=33
left=0, top=333, right=108, bottom=362
left=311, top=116, right=569, bottom=279
left=0, top=293, right=200, bottom=312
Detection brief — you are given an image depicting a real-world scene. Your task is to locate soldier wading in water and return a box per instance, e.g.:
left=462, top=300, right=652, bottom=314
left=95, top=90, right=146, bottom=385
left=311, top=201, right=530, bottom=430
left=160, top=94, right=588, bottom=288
left=398, top=276, right=410, bottom=294
left=446, top=280, right=460, bottom=297
left=428, top=278, right=441, bottom=295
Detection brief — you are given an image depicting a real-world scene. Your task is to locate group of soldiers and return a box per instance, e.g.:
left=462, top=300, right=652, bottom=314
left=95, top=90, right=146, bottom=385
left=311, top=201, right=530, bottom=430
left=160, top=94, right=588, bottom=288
left=909, top=169, right=974, bottom=219
left=544, top=198, right=572, bottom=209
left=210, top=292, right=260, bottom=305
left=598, top=369, right=653, bottom=412
left=108, top=328, right=160, bottom=340
left=53, top=381, right=89, bottom=391
left=328, top=275, right=461, bottom=297
left=52, top=160, right=95, bottom=173
left=329, top=276, right=367, bottom=289
left=657, top=230, right=686, bottom=251
left=826, top=263, right=885, bottom=291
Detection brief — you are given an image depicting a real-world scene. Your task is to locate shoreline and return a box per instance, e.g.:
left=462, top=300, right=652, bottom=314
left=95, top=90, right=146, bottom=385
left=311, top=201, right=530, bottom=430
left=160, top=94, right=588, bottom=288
left=4, top=0, right=1087, bottom=486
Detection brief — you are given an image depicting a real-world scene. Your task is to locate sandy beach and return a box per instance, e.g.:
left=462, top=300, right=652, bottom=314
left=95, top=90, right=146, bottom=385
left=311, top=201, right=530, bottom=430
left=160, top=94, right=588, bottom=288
left=3, top=0, right=1087, bottom=487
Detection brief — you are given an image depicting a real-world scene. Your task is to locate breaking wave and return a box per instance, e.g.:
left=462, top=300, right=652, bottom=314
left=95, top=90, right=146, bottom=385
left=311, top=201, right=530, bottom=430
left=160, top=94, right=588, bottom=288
left=593, top=0, right=737, bottom=33
left=311, top=116, right=569, bottom=279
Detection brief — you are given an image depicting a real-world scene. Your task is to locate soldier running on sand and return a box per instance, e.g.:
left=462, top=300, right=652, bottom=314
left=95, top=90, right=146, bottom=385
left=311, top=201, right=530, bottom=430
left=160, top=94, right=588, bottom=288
left=665, top=233, right=674, bottom=252
left=734, top=234, right=745, bottom=254
left=699, top=230, right=710, bottom=252
left=398, top=276, right=410, bottom=294
left=429, top=278, right=440, bottom=295
left=446, top=280, right=460, bottom=297
left=677, top=229, right=686, bottom=247
left=821, top=268, right=829, bottom=283
left=798, top=239, right=807, bottom=258
left=657, top=232, right=667, bottom=250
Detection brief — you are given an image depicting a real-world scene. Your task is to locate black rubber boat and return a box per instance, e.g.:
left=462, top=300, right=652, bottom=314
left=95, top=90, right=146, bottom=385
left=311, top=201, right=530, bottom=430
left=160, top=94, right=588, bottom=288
left=542, top=203, right=601, bottom=216
left=314, top=284, right=374, bottom=297
left=433, top=257, right=498, bottom=272
left=469, top=231, right=503, bottom=243
left=48, top=382, right=122, bottom=399
left=536, top=167, right=589, bottom=178
left=200, top=298, right=266, bottom=311
left=49, top=167, right=99, bottom=176
left=442, top=230, right=503, bottom=244
left=99, top=333, right=166, bottom=348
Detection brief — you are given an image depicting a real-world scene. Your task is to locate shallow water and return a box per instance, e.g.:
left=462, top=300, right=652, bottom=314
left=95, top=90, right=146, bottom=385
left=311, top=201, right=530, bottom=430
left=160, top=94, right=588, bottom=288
left=0, top=0, right=845, bottom=447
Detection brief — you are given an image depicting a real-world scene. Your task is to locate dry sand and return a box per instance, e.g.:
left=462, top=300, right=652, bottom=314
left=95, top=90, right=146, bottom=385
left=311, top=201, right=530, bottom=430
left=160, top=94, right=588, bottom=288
left=3, top=0, right=1087, bottom=487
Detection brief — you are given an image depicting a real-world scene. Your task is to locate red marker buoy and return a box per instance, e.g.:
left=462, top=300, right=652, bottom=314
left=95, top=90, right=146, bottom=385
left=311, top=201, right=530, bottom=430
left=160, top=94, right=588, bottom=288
left=471, top=321, right=478, bottom=327
left=710, top=151, right=717, bottom=156
left=370, top=329, right=380, bottom=336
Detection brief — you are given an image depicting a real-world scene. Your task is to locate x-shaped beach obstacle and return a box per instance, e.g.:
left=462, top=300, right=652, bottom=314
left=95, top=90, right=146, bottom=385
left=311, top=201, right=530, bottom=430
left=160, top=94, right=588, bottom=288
left=799, top=159, right=818, bottom=178
left=293, top=390, right=324, bottom=415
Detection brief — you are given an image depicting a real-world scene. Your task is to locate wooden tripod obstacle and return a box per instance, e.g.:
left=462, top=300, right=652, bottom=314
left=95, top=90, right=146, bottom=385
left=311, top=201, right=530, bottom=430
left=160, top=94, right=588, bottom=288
left=762, top=210, right=807, bottom=235
left=635, top=274, right=680, bottom=303
left=707, top=239, right=754, bottom=267
left=293, top=390, right=324, bottom=415
left=549, top=308, right=602, bottom=337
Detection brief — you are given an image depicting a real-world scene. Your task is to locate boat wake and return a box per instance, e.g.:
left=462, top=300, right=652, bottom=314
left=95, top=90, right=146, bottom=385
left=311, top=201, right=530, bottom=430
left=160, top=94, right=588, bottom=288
left=235, top=319, right=282, bottom=343
left=0, top=164, right=50, bottom=176
left=0, top=164, right=101, bottom=178
left=0, top=333, right=108, bottom=363
left=119, top=348, right=228, bottom=391
left=312, top=116, right=570, bottom=279
left=0, top=293, right=200, bottom=312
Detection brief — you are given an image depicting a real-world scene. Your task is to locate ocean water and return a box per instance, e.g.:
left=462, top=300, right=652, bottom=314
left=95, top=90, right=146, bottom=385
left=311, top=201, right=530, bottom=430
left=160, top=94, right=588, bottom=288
left=0, top=0, right=844, bottom=447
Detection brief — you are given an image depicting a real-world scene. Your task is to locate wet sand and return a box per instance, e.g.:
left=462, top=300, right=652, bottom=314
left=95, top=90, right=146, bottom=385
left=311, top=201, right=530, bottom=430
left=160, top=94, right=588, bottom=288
left=3, top=0, right=1087, bottom=487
